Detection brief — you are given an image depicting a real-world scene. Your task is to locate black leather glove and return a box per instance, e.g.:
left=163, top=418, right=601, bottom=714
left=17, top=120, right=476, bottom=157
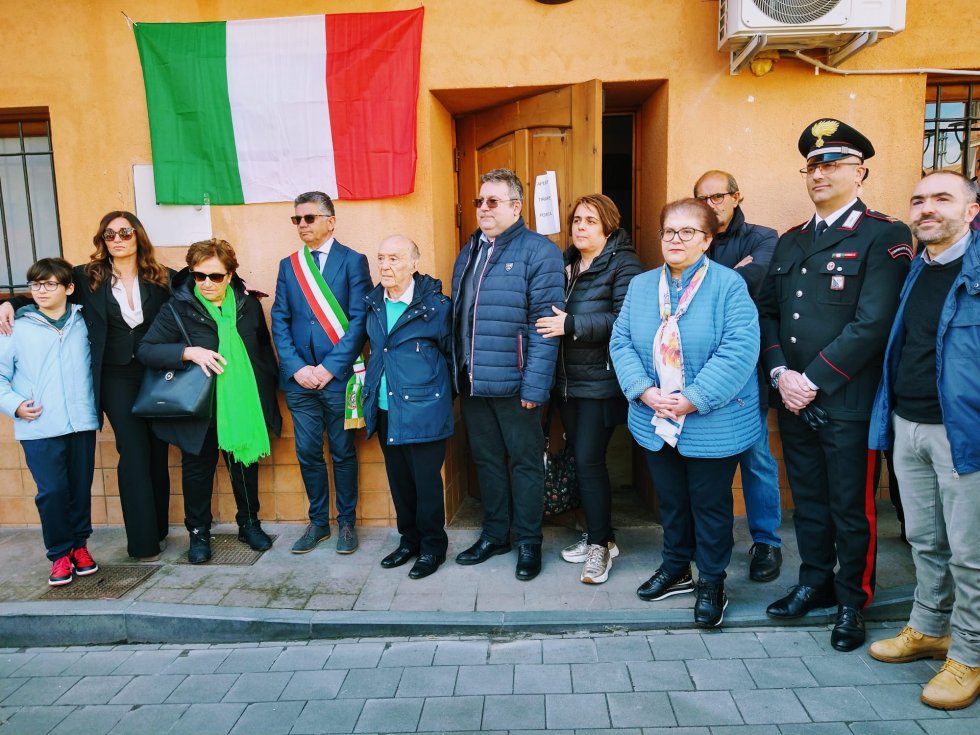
left=800, top=404, right=829, bottom=431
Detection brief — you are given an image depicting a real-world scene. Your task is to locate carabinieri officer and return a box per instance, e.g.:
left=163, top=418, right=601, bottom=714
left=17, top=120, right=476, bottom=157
left=758, top=119, right=912, bottom=652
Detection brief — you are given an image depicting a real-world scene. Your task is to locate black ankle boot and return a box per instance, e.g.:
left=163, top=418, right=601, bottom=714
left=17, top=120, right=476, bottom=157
left=239, top=520, right=272, bottom=551
left=188, top=528, right=212, bottom=564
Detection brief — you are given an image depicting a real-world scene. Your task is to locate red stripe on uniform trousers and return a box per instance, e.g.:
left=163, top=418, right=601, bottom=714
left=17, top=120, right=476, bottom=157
left=860, top=449, right=878, bottom=608
left=819, top=351, right=851, bottom=380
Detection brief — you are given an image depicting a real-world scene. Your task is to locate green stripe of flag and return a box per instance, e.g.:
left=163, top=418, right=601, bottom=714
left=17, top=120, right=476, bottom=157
left=134, top=21, right=244, bottom=205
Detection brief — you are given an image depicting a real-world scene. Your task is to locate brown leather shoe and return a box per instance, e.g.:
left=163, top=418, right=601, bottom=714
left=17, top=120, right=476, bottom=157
left=921, top=658, right=980, bottom=710
left=869, top=626, right=950, bottom=664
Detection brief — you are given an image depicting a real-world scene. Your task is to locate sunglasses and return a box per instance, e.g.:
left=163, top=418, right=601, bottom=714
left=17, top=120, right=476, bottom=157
left=695, top=192, right=736, bottom=205
left=290, top=214, right=331, bottom=225
left=103, top=227, right=135, bottom=241
left=473, top=197, right=517, bottom=209
left=190, top=271, right=228, bottom=283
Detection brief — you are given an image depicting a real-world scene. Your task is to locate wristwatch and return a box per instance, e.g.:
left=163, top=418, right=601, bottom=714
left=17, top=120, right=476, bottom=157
left=770, top=367, right=788, bottom=390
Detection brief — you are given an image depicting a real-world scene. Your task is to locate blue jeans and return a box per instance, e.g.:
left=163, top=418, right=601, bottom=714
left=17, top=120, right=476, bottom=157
left=739, top=408, right=782, bottom=547
left=22, top=431, right=96, bottom=561
left=285, top=388, right=358, bottom=528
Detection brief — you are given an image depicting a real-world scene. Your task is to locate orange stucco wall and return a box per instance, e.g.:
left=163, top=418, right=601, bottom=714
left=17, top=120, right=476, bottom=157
left=1, top=0, right=977, bottom=528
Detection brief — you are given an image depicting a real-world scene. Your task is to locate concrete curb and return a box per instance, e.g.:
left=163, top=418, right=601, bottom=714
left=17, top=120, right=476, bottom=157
left=0, top=584, right=914, bottom=647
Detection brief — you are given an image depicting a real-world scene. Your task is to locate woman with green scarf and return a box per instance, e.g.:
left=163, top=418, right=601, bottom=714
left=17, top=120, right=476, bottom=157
left=137, top=239, right=282, bottom=564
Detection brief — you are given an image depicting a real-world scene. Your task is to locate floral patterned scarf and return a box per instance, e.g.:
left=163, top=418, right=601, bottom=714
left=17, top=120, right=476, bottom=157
left=651, top=259, right=709, bottom=447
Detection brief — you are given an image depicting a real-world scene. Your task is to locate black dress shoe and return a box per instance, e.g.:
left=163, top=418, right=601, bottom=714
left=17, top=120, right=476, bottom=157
left=408, top=553, right=446, bottom=579
left=766, top=584, right=836, bottom=619
left=455, top=538, right=511, bottom=565
left=749, top=543, right=782, bottom=583
left=515, top=543, right=542, bottom=581
left=381, top=545, right=417, bottom=569
left=831, top=605, right=866, bottom=652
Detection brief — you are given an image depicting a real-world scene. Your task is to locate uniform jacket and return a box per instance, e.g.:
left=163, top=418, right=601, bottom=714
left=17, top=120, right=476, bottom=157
left=271, top=239, right=372, bottom=393
left=356, top=273, right=454, bottom=445
left=136, top=269, right=282, bottom=457
left=450, top=218, right=565, bottom=404
left=7, top=265, right=172, bottom=427
left=557, top=228, right=642, bottom=400
left=870, top=229, right=980, bottom=474
left=758, top=200, right=912, bottom=421
left=609, top=259, right=762, bottom=458
left=707, top=207, right=778, bottom=299
left=0, top=304, right=98, bottom=441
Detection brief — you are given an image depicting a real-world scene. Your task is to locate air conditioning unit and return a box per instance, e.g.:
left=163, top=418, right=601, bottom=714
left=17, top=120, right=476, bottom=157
left=719, top=0, right=906, bottom=51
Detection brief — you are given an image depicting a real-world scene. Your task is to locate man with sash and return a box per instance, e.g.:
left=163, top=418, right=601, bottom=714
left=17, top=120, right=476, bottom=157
left=272, top=191, right=372, bottom=555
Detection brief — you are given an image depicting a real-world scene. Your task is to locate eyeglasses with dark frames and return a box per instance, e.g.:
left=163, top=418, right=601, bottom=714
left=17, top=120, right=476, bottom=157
left=103, top=227, right=135, bottom=241
left=473, top=197, right=518, bottom=209
left=190, top=271, right=229, bottom=284
left=28, top=280, right=63, bottom=292
left=290, top=214, right=332, bottom=225
left=660, top=227, right=707, bottom=242
left=695, top=192, right=737, bottom=205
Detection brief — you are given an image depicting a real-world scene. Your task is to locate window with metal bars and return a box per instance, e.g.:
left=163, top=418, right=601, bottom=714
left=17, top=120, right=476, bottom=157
left=0, top=107, right=63, bottom=296
left=923, top=81, right=980, bottom=183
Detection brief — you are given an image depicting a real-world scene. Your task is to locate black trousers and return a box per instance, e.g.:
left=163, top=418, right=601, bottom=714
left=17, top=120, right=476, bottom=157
left=460, top=392, right=544, bottom=545
left=558, top=397, right=617, bottom=546
left=377, top=410, right=448, bottom=556
left=778, top=408, right=879, bottom=609
left=180, top=422, right=260, bottom=530
left=644, top=444, right=739, bottom=584
left=102, top=362, right=171, bottom=558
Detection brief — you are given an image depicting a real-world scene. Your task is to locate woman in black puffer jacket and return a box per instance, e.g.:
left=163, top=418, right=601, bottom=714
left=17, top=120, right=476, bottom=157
left=536, top=194, right=642, bottom=585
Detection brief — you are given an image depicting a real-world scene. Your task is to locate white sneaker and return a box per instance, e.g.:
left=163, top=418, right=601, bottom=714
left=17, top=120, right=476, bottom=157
left=581, top=544, right=611, bottom=584
left=561, top=533, right=620, bottom=563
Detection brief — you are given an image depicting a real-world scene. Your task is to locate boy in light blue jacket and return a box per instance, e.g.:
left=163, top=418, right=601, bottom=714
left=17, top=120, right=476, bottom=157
left=0, top=258, right=100, bottom=586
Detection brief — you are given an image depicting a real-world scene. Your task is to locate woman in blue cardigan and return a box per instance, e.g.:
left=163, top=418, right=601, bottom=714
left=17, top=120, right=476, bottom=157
left=609, top=198, right=761, bottom=627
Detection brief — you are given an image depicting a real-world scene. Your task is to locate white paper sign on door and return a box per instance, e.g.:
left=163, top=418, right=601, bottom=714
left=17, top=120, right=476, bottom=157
left=534, top=171, right=560, bottom=236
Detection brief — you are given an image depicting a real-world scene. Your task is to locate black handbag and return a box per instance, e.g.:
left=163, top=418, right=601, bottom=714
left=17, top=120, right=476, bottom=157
left=132, top=302, right=214, bottom=419
left=543, top=402, right=581, bottom=517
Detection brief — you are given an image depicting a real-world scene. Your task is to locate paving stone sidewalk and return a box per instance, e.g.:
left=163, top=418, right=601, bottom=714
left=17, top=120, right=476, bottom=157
left=0, top=501, right=915, bottom=646
left=1, top=626, right=976, bottom=734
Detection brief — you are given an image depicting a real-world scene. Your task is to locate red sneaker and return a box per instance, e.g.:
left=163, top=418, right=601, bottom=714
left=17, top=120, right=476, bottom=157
left=49, top=555, right=73, bottom=586
left=71, top=545, right=99, bottom=576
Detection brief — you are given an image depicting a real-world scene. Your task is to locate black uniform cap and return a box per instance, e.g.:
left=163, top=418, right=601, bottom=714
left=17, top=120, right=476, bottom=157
left=798, top=119, right=875, bottom=164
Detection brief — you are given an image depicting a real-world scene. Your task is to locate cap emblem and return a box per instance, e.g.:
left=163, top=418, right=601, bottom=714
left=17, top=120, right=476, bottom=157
left=811, top=119, right=840, bottom=148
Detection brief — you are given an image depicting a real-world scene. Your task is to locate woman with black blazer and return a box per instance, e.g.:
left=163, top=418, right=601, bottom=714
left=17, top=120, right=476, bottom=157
left=536, top=194, right=642, bottom=585
left=0, top=211, right=173, bottom=561
left=137, top=238, right=281, bottom=564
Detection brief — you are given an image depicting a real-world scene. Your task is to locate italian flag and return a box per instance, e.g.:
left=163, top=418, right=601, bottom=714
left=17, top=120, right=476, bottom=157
left=133, top=8, right=423, bottom=205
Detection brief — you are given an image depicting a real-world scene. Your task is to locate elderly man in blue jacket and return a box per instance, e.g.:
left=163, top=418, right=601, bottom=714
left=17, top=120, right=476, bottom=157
left=694, top=170, right=782, bottom=584
left=452, top=168, right=565, bottom=581
left=868, top=171, right=980, bottom=711
left=347, top=235, right=454, bottom=580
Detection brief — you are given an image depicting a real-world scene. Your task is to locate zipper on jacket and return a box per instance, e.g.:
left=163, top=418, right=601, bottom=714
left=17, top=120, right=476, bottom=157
left=517, top=329, right=524, bottom=372
left=468, top=241, right=494, bottom=392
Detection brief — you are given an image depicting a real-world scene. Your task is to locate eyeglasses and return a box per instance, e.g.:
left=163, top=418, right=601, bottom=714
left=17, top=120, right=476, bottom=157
left=695, top=192, right=736, bottom=205
left=190, top=271, right=228, bottom=283
left=28, top=280, right=63, bottom=292
left=103, top=227, right=135, bottom=241
left=290, top=214, right=332, bottom=225
left=660, top=227, right=706, bottom=242
left=473, top=197, right=517, bottom=209
left=800, top=161, right=862, bottom=177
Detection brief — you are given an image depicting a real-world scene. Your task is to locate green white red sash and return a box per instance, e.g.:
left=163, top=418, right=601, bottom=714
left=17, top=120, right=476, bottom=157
left=289, top=246, right=366, bottom=429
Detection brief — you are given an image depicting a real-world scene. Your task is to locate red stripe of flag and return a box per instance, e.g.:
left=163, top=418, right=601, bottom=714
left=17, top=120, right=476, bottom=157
left=290, top=252, right=342, bottom=344
left=325, top=8, right=423, bottom=200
